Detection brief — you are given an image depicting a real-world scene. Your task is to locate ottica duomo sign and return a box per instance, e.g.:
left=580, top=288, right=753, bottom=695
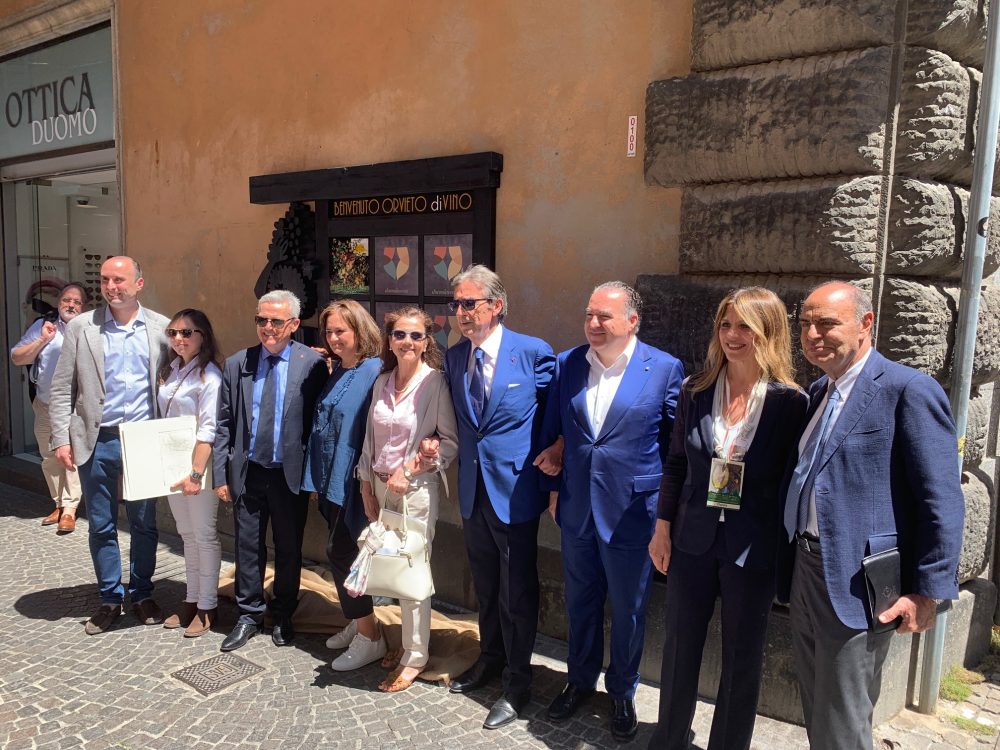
left=0, top=26, right=113, bottom=162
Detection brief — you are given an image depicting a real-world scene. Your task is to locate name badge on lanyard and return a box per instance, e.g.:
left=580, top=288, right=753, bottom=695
left=707, top=456, right=744, bottom=509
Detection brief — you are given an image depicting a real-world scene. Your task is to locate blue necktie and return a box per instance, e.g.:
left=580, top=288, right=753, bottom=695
left=784, top=384, right=841, bottom=540
left=252, top=355, right=281, bottom=466
left=469, top=347, right=486, bottom=422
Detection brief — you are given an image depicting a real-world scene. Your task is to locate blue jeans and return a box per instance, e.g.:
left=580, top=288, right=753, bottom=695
left=78, top=431, right=159, bottom=605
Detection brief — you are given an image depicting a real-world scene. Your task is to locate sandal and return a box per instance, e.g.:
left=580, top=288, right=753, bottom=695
left=381, top=647, right=404, bottom=670
left=378, top=666, right=424, bottom=693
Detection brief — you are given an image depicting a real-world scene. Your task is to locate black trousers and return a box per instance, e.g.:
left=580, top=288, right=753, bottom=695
left=233, top=462, right=308, bottom=625
left=463, top=471, right=540, bottom=696
left=321, top=501, right=374, bottom=620
left=649, top=529, right=776, bottom=750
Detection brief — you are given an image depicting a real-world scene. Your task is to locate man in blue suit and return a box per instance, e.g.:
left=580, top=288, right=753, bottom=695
left=783, top=281, right=963, bottom=750
left=541, top=281, right=684, bottom=741
left=443, top=265, right=555, bottom=729
left=214, top=290, right=327, bottom=652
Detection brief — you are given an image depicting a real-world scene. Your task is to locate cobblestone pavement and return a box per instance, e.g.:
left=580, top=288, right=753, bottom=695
left=0, top=476, right=993, bottom=749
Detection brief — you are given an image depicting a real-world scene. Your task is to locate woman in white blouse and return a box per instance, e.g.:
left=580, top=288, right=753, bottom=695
left=647, top=288, right=807, bottom=750
left=157, top=308, right=224, bottom=638
left=358, top=306, right=458, bottom=692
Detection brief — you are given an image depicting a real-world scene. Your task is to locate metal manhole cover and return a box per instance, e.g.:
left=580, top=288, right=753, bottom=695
left=171, top=653, right=264, bottom=696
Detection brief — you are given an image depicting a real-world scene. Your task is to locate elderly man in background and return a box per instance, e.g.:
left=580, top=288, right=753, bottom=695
left=782, top=281, right=964, bottom=750
left=540, top=281, right=684, bottom=741
left=11, top=282, right=89, bottom=534
left=214, top=290, right=327, bottom=652
left=49, top=257, right=171, bottom=634
left=443, top=264, right=555, bottom=729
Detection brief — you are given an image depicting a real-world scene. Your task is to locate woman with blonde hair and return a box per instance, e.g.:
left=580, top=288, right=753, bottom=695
left=647, top=287, right=807, bottom=750
left=303, top=300, right=386, bottom=670
left=357, top=306, right=458, bottom=692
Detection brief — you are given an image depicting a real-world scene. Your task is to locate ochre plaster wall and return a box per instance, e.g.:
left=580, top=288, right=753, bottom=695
left=115, top=0, right=691, bottom=355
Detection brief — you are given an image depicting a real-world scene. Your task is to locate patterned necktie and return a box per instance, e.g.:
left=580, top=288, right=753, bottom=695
left=783, top=383, right=841, bottom=540
left=469, top=347, right=486, bottom=422
left=252, top=355, right=281, bottom=465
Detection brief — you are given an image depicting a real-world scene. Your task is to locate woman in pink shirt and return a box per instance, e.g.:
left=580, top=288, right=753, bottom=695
left=358, top=306, right=458, bottom=692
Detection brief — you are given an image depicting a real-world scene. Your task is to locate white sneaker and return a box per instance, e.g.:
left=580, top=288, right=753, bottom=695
left=326, top=620, right=357, bottom=650
left=330, top=631, right=387, bottom=672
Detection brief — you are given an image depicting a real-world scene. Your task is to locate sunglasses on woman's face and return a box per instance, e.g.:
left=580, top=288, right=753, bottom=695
left=166, top=328, right=201, bottom=339
left=391, top=330, right=426, bottom=342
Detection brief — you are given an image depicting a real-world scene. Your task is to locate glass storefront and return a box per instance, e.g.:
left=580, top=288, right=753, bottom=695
left=4, top=170, right=120, bottom=453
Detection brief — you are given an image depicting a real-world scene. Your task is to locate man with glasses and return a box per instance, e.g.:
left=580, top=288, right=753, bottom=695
left=49, top=257, right=171, bottom=634
left=538, top=281, right=684, bottom=741
left=442, top=265, right=555, bottom=729
left=214, top=290, right=327, bottom=651
left=11, top=282, right=89, bottom=534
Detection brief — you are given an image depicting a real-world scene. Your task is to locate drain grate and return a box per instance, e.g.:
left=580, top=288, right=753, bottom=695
left=171, top=653, right=264, bottom=696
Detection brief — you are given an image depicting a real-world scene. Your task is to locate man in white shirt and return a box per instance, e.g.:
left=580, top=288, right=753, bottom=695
left=539, top=281, right=684, bottom=741
left=782, top=281, right=963, bottom=750
left=10, top=282, right=88, bottom=533
left=443, top=265, right=555, bottom=729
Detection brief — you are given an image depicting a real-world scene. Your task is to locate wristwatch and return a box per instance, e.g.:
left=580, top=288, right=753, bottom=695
left=190, top=470, right=204, bottom=481
left=402, top=467, right=414, bottom=481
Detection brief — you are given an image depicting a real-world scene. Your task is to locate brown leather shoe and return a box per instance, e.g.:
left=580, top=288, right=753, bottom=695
left=163, top=601, right=198, bottom=629
left=56, top=514, right=76, bottom=534
left=41, top=507, right=62, bottom=526
left=132, top=598, right=164, bottom=625
left=184, top=608, right=216, bottom=638
left=85, top=603, right=122, bottom=635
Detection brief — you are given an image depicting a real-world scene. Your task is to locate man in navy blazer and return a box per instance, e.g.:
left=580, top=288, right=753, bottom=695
left=540, top=281, right=684, bottom=741
left=783, top=282, right=963, bottom=750
left=214, top=290, right=327, bottom=652
left=443, top=265, right=555, bottom=730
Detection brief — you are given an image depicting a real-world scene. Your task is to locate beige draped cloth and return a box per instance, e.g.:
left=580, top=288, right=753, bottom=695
left=218, top=564, right=480, bottom=684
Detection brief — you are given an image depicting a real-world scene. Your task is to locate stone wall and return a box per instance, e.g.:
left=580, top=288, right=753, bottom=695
left=642, top=0, right=997, bottom=722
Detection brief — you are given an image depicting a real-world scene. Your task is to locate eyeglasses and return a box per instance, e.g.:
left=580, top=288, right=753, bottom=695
left=166, top=328, right=202, bottom=339
left=391, top=330, right=427, bottom=342
left=254, top=316, right=290, bottom=328
left=447, top=298, right=492, bottom=312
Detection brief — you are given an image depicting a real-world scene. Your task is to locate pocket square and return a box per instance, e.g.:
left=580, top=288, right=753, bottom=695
left=507, top=383, right=522, bottom=388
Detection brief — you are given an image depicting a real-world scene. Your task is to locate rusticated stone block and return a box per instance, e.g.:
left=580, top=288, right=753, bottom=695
left=896, top=49, right=972, bottom=183
left=908, top=0, right=988, bottom=69
left=680, top=178, right=882, bottom=276
left=690, top=0, right=987, bottom=71
left=887, top=179, right=1000, bottom=278
left=645, top=48, right=891, bottom=187
left=962, top=387, right=992, bottom=468
left=878, top=277, right=1000, bottom=384
left=958, top=471, right=993, bottom=582
left=636, top=273, right=871, bottom=384
left=691, top=0, right=894, bottom=71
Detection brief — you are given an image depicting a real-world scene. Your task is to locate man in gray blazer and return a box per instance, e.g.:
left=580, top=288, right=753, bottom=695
left=214, top=290, right=327, bottom=651
left=49, top=256, right=171, bottom=635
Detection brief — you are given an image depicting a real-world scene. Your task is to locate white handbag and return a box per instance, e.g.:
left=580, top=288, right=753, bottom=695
left=356, top=496, right=435, bottom=601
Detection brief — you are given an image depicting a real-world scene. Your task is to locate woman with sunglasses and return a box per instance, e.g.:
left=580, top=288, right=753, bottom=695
left=157, top=309, right=224, bottom=637
left=357, top=306, right=458, bottom=692
left=302, top=300, right=386, bottom=670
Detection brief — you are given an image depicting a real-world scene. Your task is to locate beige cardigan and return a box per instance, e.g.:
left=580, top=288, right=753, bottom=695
left=357, top=364, right=459, bottom=492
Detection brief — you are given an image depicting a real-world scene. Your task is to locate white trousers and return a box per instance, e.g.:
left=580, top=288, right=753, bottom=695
left=32, top=399, right=82, bottom=509
left=167, top=488, right=222, bottom=610
left=373, top=473, right=441, bottom=669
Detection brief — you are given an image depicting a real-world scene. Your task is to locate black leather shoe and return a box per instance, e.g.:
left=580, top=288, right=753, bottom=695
left=611, top=698, right=638, bottom=741
left=483, top=691, right=530, bottom=730
left=271, top=618, right=295, bottom=646
left=547, top=683, right=595, bottom=722
left=449, top=659, right=502, bottom=694
left=220, top=622, right=260, bottom=652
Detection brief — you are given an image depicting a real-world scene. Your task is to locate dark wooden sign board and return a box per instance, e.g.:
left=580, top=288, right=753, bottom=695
left=250, top=152, right=502, bottom=337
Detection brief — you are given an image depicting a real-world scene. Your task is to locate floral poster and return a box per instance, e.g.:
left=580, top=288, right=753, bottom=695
left=330, top=237, right=369, bottom=294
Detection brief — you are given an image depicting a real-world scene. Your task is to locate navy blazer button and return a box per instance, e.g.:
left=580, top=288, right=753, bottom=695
left=477, top=433, right=484, bottom=440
